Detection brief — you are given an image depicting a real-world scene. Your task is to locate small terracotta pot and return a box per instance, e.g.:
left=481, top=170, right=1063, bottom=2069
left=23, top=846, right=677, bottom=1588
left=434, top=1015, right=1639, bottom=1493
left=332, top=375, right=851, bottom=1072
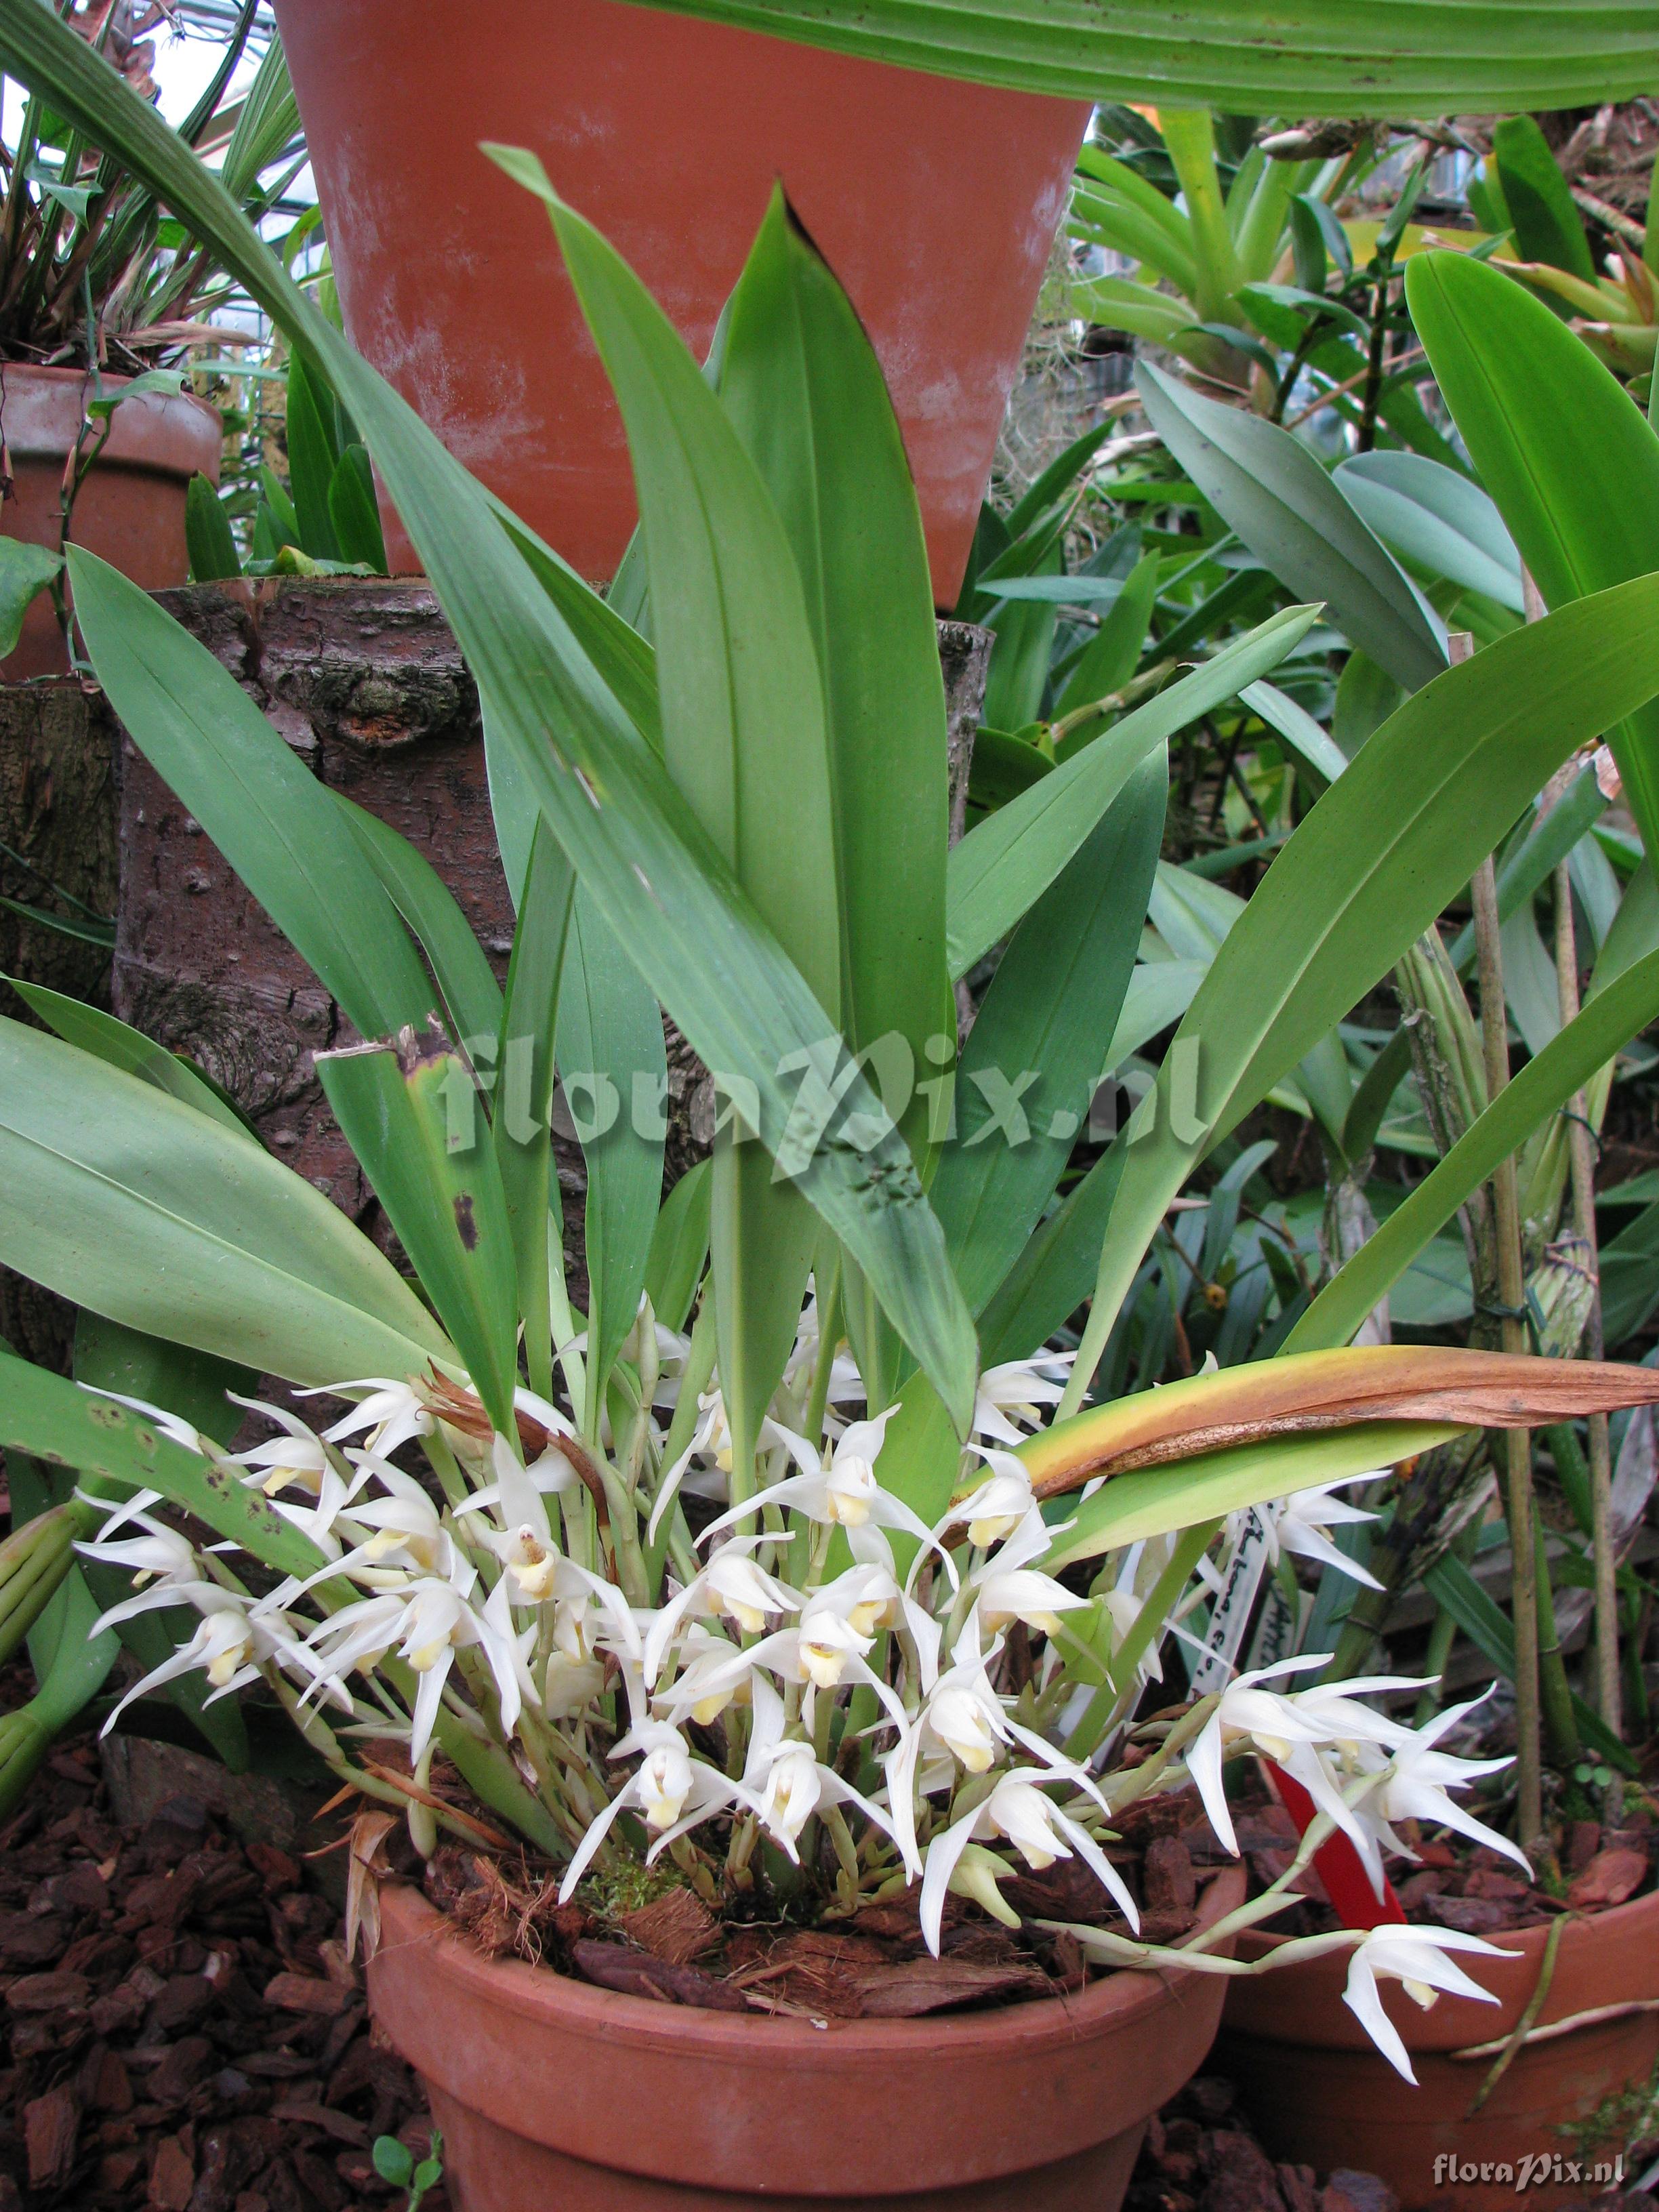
left=0, top=363, right=221, bottom=680
left=367, top=1867, right=1245, bottom=2212
left=270, top=0, right=1088, bottom=608
left=1216, top=1891, right=1659, bottom=2211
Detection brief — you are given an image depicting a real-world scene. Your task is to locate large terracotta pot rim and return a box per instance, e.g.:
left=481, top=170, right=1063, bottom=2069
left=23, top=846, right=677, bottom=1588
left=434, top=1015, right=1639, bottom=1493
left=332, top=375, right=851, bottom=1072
left=375, top=1870, right=1239, bottom=2062
left=0, top=359, right=221, bottom=474
left=1231, top=1882, right=1659, bottom=2049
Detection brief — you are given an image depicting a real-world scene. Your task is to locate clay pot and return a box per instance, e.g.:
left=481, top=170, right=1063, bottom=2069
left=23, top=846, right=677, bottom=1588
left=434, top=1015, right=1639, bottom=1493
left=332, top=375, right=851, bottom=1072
left=270, top=0, right=1088, bottom=608
left=0, top=363, right=221, bottom=680
left=367, top=1867, right=1244, bottom=2212
left=1216, top=1891, right=1659, bottom=2211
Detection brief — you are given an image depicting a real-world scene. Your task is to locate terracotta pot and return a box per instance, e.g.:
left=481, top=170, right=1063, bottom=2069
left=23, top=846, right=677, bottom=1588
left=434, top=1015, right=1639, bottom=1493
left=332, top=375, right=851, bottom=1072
left=1215, top=1891, right=1659, bottom=2211
left=0, top=363, right=221, bottom=680
left=367, top=1866, right=1245, bottom=2212
left=270, top=0, right=1088, bottom=608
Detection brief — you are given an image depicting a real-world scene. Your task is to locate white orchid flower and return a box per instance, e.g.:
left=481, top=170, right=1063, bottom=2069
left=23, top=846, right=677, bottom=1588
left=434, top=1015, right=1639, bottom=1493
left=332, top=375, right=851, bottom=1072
left=919, top=1769, right=1139, bottom=1955
left=74, top=1491, right=199, bottom=1589
left=94, top=1582, right=344, bottom=1734
left=1345, top=1697, right=1530, bottom=1888
left=642, top=1538, right=802, bottom=1683
left=1258, top=1477, right=1382, bottom=1590
left=742, top=1678, right=895, bottom=1860
left=970, top=1506, right=1084, bottom=1638
left=950, top=1454, right=1035, bottom=1548
left=542, top=1649, right=607, bottom=1721
left=654, top=1624, right=752, bottom=1725
left=969, top=1354, right=1072, bottom=1447
left=477, top=1521, right=591, bottom=1605
left=699, top=1412, right=956, bottom=1588
left=1184, top=1657, right=1417, bottom=1858
left=307, top=1576, right=522, bottom=1762
left=77, top=1389, right=205, bottom=1454
left=1342, top=1923, right=1513, bottom=2083
left=443, top=1431, right=571, bottom=1548
left=228, top=1397, right=335, bottom=1496
left=304, top=1377, right=436, bottom=1460
left=654, top=1604, right=910, bottom=1738
left=646, top=1385, right=792, bottom=1542
left=557, top=1720, right=763, bottom=1903
left=883, top=1611, right=1088, bottom=1877
left=332, top=1460, right=467, bottom=1584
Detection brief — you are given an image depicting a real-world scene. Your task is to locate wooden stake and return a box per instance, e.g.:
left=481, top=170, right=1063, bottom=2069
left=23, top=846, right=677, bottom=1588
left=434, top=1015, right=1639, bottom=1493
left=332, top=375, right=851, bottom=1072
left=1460, top=627, right=1543, bottom=1853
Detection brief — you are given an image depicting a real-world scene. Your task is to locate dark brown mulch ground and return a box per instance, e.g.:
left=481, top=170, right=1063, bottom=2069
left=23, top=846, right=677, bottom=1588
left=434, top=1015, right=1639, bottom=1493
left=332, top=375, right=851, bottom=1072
left=1127, top=2073, right=1402, bottom=2212
left=0, top=1727, right=447, bottom=2211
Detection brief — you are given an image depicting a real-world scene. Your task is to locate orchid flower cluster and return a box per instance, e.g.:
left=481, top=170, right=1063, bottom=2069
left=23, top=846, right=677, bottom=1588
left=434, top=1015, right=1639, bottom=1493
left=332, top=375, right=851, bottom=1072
left=75, top=1298, right=1519, bottom=2082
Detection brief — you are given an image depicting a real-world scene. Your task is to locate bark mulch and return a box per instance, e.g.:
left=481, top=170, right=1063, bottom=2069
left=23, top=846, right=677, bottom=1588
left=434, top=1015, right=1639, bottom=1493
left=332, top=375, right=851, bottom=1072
left=0, top=1725, right=447, bottom=2212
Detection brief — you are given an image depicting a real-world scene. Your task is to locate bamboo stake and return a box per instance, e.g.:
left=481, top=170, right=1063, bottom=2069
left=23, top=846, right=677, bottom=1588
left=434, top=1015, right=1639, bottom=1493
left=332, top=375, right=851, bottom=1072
left=1553, top=842, right=1624, bottom=1807
left=1460, top=626, right=1543, bottom=1853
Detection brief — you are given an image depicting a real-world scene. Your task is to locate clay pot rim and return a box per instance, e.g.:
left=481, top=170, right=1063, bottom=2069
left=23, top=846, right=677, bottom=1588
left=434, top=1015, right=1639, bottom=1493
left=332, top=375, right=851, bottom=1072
left=0, top=359, right=221, bottom=474
left=375, top=1864, right=1244, bottom=2066
left=1236, top=1878, right=1659, bottom=1968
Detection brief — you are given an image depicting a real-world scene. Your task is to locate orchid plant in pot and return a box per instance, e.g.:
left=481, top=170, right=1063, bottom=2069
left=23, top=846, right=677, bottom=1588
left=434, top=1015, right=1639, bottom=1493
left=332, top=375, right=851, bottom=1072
left=10, top=11, right=1659, bottom=2209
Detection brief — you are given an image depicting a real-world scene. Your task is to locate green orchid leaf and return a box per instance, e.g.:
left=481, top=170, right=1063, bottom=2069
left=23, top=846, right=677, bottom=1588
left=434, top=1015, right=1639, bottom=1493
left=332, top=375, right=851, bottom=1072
left=73, top=1310, right=255, bottom=1451
left=1333, top=451, right=1524, bottom=613
left=184, top=473, right=241, bottom=583
left=284, top=348, right=343, bottom=561
left=1406, top=248, right=1659, bottom=862
left=0, top=1014, right=451, bottom=1387
left=556, top=888, right=665, bottom=1415
left=1492, top=115, right=1593, bottom=279
left=0, top=1345, right=327, bottom=1581
left=495, top=820, right=575, bottom=1402
left=7, top=4, right=979, bottom=1433
left=947, top=603, right=1317, bottom=979
left=335, top=798, right=504, bottom=1054
left=1072, top=575, right=1659, bottom=1401
left=6, top=976, right=252, bottom=1140
left=719, top=184, right=950, bottom=1400
left=317, top=1025, right=519, bottom=1435
left=67, top=549, right=436, bottom=1044
left=645, top=1159, right=711, bottom=1336
left=934, top=748, right=1164, bottom=1316
left=1039, top=1423, right=1465, bottom=1570
left=327, top=443, right=389, bottom=573
left=1136, top=361, right=1447, bottom=691
left=0, top=539, right=62, bottom=658
left=1055, top=552, right=1161, bottom=721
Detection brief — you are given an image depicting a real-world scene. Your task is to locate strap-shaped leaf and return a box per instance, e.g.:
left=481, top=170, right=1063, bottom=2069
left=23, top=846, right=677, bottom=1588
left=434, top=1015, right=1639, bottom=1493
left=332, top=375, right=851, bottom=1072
left=1027, top=1344, right=1659, bottom=1499
left=9, top=6, right=977, bottom=1433
left=337, top=798, right=504, bottom=1053
left=933, top=748, right=1164, bottom=1316
left=1334, top=451, right=1524, bottom=613
left=67, top=550, right=435, bottom=1044
left=1068, top=575, right=1659, bottom=1406
left=556, top=888, right=666, bottom=1414
left=605, top=0, right=1659, bottom=117
left=1406, top=248, right=1659, bottom=863
left=495, top=821, right=574, bottom=1403
left=0, top=1015, right=450, bottom=1387
left=1136, top=362, right=1447, bottom=692
left=1040, top=1425, right=1464, bottom=1570
left=8, top=977, right=251, bottom=1140
left=720, top=186, right=948, bottom=1149
left=946, top=604, right=1317, bottom=979
left=0, top=1347, right=327, bottom=1581
left=317, top=1025, right=519, bottom=1435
